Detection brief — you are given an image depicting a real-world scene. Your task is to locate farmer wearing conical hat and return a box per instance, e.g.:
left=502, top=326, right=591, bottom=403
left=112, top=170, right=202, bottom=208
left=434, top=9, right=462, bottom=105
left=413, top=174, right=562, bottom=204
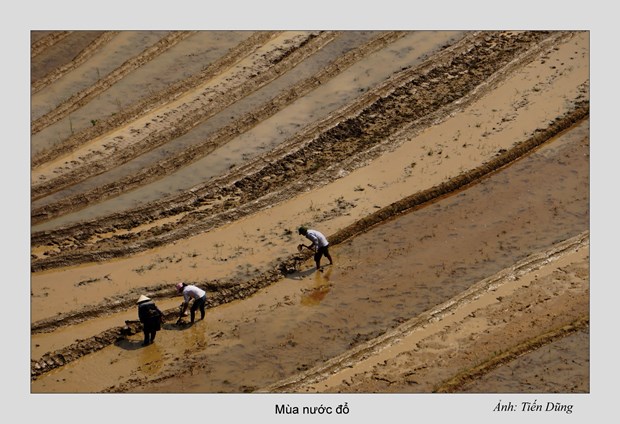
left=137, top=295, right=164, bottom=346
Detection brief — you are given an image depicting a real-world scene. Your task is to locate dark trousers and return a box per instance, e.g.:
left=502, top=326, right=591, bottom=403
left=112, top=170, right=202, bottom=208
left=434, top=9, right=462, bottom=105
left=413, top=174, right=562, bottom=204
left=314, top=245, right=332, bottom=268
left=142, top=317, right=161, bottom=345
left=190, top=295, right=207, bottom=322
left=143, top=328, right=157, bottom=345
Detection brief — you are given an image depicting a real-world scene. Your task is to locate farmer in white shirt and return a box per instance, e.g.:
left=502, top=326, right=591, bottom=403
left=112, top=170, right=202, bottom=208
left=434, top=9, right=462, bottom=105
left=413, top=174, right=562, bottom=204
left=176, top=282, right=207, bottom=323
left=298, top=226, right=334, bottom=270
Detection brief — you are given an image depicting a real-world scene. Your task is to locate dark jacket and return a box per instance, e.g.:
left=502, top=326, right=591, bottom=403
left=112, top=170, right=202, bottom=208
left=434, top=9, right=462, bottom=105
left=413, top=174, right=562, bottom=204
left=138, top=300, right=163, bottom=331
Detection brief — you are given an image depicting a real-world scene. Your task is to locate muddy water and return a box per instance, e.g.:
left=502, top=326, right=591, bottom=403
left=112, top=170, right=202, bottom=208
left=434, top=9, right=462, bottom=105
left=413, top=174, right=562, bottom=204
left=31, top=120, right=588, bottom=393
left=91, top=31, right=254, bottom=112
left=31, top=32, right=254, bottom=157
left=144, top=122, right=589, bottom=393
left=460, top=329, right=589, bottom=393
left=31, top=31, right=57, bottom=45
left=31, top=31, right=106, bottom=83
left=31, top=31, right=172, bottom=129
left=30, top=32, right=378, bottom=210
left=30, top=34, right=589, bottom=326
left=32, top=31, right=321, bottom=184
left=32, top=31, right=465, bottom=231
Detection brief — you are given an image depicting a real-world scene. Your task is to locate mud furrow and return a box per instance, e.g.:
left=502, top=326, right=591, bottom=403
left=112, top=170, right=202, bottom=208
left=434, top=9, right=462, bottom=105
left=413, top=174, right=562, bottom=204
left=30, top=31, right=195, bottom=135
left=30, top=32, right=279, bottom=168
left=28, top=29, right=591, bottom=397
left=31, top=229, right=589, bottom=382
left=27, top=31, right=505, bottom=239
left=148, top=103, right=584, bottom=273
left=31, top=31, right=119, bottom=94
left=30, top=266, right=285, bottom=378
left=31, top=31, right=72, bottom=58
left=30, top=31, right=336, bottom=204
left=31, top=325, right=134, bottom=379
left=30, top=31, right=563, bottom=271
left=432, top=316, right=589, bottom=393
left=31, top=32, right=406, bottom=219
left=261, top=232, right=589, bottom=393
left=30, top=108, right=587, bottom=334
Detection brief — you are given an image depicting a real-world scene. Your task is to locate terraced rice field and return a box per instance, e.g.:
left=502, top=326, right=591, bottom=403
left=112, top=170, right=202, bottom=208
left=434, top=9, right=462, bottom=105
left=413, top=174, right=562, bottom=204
left=30, top=30, right=589, bottom=400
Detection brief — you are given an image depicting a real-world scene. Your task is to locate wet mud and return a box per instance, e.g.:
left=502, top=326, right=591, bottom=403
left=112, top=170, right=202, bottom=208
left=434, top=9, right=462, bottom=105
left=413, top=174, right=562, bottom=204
left=32, top=119, right=588, bottom=392
left=30, top=30, right=589, bottom=394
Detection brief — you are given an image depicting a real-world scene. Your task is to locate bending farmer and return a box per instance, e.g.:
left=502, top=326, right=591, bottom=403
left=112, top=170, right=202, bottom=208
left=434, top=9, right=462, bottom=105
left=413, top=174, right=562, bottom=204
left=137, top=295, right=164, bottom=346
left=298, top=226, right=333, bottom=270
left=176, top=282, right=207, bottom=323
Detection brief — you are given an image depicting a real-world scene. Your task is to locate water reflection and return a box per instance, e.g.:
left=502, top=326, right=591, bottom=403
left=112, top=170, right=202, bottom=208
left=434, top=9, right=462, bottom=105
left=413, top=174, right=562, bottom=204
left=139, top=342, right=164, bottom=376
left=300, top=266, right=333, bottom=306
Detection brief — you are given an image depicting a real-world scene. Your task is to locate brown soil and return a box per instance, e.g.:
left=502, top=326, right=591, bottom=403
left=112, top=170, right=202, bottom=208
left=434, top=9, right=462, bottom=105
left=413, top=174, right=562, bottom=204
left=30, top=29, right=590, bottom=402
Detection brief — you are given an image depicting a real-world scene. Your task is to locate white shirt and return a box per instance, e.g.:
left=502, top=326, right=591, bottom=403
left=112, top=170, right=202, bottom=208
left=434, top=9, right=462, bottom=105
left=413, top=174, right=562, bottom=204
left=305, top=229, right=329, bottom=250
left=182, top=285, right=206, bottom=304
